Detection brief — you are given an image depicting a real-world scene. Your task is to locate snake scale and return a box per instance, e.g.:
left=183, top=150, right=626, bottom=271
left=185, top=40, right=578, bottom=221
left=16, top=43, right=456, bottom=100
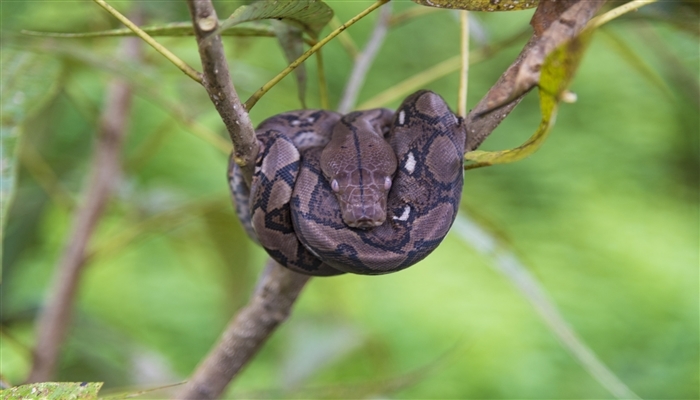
left=229, top=90, right=467, bottom=276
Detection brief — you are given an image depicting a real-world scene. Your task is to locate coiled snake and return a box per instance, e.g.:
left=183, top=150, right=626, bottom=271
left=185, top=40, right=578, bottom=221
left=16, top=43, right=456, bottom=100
left=229, top=90, right=467, bottom=276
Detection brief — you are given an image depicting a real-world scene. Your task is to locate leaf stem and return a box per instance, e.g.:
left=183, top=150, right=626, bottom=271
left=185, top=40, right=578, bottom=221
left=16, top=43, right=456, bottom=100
left=587, top=0, right=659, bottom=29
left=244, top=0, right=391, bottom=111
left=91, top=0, right=203, bottom=83
left=358, top=28, right=528, bottom=109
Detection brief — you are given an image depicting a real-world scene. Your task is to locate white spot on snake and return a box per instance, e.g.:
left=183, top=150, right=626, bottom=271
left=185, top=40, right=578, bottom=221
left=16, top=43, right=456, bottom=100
left=291, top=120, right=301, bottom=126
left=398, top=110, right=405, bottom=125
left=404, top=152, right=416, bottom=174
left=306, top=117, right=315, bottom=123
left=393, top=205, right=411, bottom=221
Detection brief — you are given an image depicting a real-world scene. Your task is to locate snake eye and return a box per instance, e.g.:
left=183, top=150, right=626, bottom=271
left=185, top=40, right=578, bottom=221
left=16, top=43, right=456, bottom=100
left=331, top=179, right=339, bottom=192
left=384, top=176, right=392, bottom=190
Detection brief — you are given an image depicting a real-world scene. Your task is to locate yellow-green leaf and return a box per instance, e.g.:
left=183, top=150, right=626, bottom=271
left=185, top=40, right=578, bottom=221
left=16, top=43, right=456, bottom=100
left=464, top=30, right=592, bottom=169
left=218, top=0, right=333, bottom=40
left=412, top=0, right=538, bottom=12
left=0, top=382, right=103, bottom=400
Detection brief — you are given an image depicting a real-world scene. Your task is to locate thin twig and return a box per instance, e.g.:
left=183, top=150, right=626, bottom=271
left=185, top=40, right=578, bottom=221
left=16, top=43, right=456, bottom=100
left=26, top=34, right=139, bottom=383
left=19, top=139, right=75, bottom=211
left=244, top=0, right=391, bottom=111
left=327, top=15, right=359, bottom=59
left=177, top=259, right=311, bottom=400
left=91, top=0, right=202, bottom=83
left=357, top=28, right=530, bottom=110
left=588, top=0, right=658, bottom=29
left=389, top=5, right=441, bottom=27
left=337, top=2, right=392, bottom=113
left=451, top=214, right=640, bottom=399
left=21, top=21, right=279, bottom=40
left=186, top=0, right=257, bottom=183
left=458, top=10, right=470, bottom=117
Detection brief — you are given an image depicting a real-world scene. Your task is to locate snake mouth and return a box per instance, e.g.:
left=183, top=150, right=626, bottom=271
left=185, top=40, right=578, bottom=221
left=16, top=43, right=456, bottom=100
left=351, top=217, right=382, bottom=229
left=342, top=205, right=385, bottom=229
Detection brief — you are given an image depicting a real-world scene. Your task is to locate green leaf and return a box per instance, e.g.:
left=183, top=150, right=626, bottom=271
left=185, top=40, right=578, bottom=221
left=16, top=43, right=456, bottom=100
left=1, top=48, right=62, bottom=270
left=464, top=30, right=592, bottom=168
left=412, top=0, right=538, bottom=12
left=271, top=19, right=307, bottom=108
left=0, top=382, right=103, bottom=400
left=218, top=0, right=334, bottom=40
left=22, top=21, right=276, bottom=39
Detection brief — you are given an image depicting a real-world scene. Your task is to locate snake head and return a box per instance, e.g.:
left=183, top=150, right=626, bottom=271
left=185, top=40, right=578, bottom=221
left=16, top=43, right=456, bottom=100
left=321, top=109, right=397, bottom=229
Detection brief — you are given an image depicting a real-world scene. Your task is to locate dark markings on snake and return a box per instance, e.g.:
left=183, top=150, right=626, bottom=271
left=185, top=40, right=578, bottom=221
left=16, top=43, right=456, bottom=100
left=230, top=90, right=467, bottom=276
left=264, top=208, right=294, bottom=233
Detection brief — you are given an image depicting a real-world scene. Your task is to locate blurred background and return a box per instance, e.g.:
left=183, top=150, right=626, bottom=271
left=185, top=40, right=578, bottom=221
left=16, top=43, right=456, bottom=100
left=1, top=0, right=698, bottom=398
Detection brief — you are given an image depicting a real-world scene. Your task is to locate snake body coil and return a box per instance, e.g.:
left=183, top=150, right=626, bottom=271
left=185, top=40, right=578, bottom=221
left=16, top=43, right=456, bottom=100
left=229, top=90, right=467, bottom=276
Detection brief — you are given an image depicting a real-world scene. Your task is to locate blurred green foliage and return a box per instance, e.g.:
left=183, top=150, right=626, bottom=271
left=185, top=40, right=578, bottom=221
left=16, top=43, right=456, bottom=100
left=1, top=1, right=698, bottom=399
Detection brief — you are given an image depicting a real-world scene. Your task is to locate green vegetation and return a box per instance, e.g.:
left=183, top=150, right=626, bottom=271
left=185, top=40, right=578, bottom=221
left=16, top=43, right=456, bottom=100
left=1, top=1, right=697, bottom=398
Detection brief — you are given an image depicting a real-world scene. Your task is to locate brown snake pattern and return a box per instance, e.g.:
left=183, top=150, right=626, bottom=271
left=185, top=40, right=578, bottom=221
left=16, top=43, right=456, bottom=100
left=229, top=90, right=467, bottom=276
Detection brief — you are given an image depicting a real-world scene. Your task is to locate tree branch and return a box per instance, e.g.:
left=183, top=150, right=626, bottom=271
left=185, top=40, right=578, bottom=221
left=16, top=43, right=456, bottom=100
left=186, top=0, right=257, bottom=183
left=337, top=2, right=392, bottom=113
left=464, top=0, right=606, bottom=151
left=27, top=34, right=139, bottom=383
left=177, top=259, right=311, bottom=400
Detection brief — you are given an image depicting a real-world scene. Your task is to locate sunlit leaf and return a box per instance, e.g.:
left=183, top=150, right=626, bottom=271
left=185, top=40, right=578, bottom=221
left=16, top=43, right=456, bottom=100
left=0, top=382, right=103, bottom=400
left=218, top=0, right=334, bottom=39
left=412, top=0, right=538, bottom=12
left=271, top=20, right=307, bottom=108
left=464, top=30, right=592, bottom=168
left=0, top=48, right=62, bottom=269
left=22, top=21, right=276, bottom=39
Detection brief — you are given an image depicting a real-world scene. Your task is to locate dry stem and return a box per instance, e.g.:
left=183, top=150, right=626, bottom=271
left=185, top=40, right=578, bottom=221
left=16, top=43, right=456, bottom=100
left=27, top=35, right=139, bottom=383
left=337, top=2, right=392, bottom=113
left=177, top=260, right=311, bottom=399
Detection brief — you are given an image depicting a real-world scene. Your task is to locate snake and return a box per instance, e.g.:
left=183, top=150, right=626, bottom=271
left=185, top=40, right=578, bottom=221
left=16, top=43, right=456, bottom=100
left=229, top=90, right=467, bottom=276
